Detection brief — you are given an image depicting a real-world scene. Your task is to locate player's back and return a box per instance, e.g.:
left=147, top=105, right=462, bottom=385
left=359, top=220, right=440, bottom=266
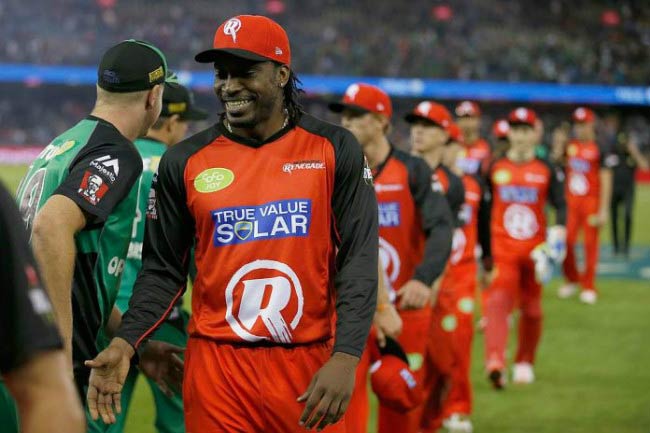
left=15, top=115, right=142, bottom=371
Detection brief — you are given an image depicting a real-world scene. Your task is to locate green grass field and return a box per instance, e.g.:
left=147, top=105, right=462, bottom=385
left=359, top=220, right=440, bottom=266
left=1, top=165, right=648, bottom=433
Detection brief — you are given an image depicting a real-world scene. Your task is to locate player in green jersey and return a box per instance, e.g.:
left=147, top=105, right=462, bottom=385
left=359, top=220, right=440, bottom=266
left=108, top=82, right=208, bottom=433
left=10, top=40, right=183, bottom=432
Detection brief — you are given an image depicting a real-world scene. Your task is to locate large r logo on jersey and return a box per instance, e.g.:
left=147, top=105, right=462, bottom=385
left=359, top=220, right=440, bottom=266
left=225, top=260, right=304, bottom=343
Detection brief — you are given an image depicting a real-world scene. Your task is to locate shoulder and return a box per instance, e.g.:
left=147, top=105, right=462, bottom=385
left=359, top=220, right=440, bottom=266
left=297, top=113, right=356, bottom=145
left=391, top=149, right=430, bottom=174
left=161, top=124, right=222, bottom=170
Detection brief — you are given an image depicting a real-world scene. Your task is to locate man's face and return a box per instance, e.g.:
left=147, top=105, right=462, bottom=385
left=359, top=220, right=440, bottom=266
left=340, top=110, right=384, bottom=146
left=457, top=116, right=480, bottom=139
left=88, top=176, right=102, bottom=194
left=573, top=122, right=594, bottom=141
left=410, top=120, right=449, bottom=154
left=213, top=55, right=285, bottom=129
left=507, top=124, right=536, bottom=149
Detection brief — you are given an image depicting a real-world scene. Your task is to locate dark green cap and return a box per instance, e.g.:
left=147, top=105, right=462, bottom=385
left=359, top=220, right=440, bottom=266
left=98, top=39, right=171, bottom=93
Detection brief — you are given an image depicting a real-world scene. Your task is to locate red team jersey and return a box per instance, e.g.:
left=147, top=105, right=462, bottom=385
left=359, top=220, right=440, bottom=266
left=456, top=138, right=491, bottom=176
left=448, top=175, right=482, bottom=267
left=488, top=158, right=564, bottom=256
left=374, top=149, right=453, bottom=297
left=565, top=139, right=611, bottom=203
left=118, top=114, right=378, bottom=356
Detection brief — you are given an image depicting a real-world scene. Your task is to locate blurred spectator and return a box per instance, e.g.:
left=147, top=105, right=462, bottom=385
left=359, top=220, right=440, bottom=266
left=1, top=0, right=650, bottom=84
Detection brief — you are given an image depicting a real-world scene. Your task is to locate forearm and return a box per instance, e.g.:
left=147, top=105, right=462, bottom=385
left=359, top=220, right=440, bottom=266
left=599, top=169, right=613, bottom=214
left=31, top=225, right=76, bottom=366
left=6, top=351, right=84, bottom=433
left=106, top=306, right=122, bottom=339
left=376, top=262, right=391, bottom=307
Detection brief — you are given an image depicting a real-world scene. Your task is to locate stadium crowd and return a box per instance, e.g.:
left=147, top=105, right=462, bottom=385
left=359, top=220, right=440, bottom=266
left=1, top=0, right=649, bottom=84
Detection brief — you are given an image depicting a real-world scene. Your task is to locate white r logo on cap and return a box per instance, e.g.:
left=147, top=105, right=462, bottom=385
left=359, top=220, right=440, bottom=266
left=224, top=18, right=242, bottom=43
left=345, top=84, right=360, bottom=100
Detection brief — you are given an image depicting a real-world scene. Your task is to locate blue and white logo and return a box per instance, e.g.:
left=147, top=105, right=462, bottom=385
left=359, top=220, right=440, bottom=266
left=212, top=199, right=311, bottom=246
left=378, top=202, right=401, bottom=227
left=499, top=186, right=539, bottom=204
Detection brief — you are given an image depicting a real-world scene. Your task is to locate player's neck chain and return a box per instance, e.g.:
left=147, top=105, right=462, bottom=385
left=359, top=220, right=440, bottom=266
left=224, top=109, right=289, bottom=134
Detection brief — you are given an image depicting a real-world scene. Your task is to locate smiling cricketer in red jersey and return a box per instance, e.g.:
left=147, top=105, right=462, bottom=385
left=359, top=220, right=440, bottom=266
left=89, top=15, right=378, bottom=433
left=482, top=108, right=566, bottom=388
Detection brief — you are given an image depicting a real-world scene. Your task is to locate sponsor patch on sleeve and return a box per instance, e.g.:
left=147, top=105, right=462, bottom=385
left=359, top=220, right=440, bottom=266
left=77, top=170, right=109, bottom=205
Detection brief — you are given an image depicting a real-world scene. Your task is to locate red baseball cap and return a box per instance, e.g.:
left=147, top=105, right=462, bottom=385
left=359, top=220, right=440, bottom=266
left=447, top=122, right=464, bottom=143
left=508, top=107, right=537, bottom=127
left=572, top=107, right=595, bottom=123
left=370, top=337, right=422, bottom=411
left=492, top=119, right=510, bottom=138
left=195, top=15, right=291, bottom=66
left=404, top=101, right=452, bottom=129
left=328, top=83, right=392, bottom=118
left=455, top=100, right=482, bottom=117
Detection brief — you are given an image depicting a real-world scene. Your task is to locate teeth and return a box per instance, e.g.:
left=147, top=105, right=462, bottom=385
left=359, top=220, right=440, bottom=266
left=225, top=100, right=252, bottom=110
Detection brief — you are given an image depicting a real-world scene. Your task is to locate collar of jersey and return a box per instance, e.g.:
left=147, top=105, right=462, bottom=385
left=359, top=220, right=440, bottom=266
left=217, top=116, right=295, bottom=148
left=371, top=146, right=395, bottom=180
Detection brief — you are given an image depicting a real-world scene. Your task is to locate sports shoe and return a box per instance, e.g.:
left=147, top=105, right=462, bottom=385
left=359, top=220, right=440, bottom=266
left=443, top=414, right=473, bottom=433
left=557, top=283, right=577, bottom=299
left=488, top=368, right=506, bottom=390
left=579, top=289, right=597, bottom=305
left=512, top=362, right=535, bottom=384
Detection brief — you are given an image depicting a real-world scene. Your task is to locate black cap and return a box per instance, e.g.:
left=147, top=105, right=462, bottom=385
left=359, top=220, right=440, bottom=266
left=161, top=81, right=209, bottom=121
left=378, top=336, right=409, bottom=364
left=98, top=40, right=171, bottom=93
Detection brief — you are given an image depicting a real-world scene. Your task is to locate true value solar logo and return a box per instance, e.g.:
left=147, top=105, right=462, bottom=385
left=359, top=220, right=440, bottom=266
left=211, top=199, right=312, bottom=246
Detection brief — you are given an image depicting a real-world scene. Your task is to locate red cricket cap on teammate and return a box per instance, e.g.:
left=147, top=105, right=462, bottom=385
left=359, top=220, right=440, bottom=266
left=195, top=15, right=291, bottom=66
left=455, top=100, right=482, bottom=117
left=328, top=83, right=393, bottom=118
left=508, top=107, right=537, bottom=127
left=492, top=119, right=510, bottom=138
left=572, top=107, right=595, bottom=123
left=404, top=101, right=452, bottom=129
left=370, top=336, right=422, bottom=411
left=447, top=122, right=464, bottom=143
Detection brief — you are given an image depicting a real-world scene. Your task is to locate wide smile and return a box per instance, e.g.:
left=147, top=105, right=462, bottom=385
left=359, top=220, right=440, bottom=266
left=224, top=99, right=254, bottom=114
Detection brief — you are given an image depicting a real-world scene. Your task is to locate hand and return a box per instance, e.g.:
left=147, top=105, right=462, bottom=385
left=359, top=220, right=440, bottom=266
left=397, top=280, right=431, bottom=310
left=546, top=225, right=567, bottom=263
left=530, top=244, right=553, bottom=285
left=480, top=267, right=497, bottom=291
left=85, top=338, right=135, bottom=424
left=297, top=352, right=358, bottom=431
left=138, top=341, right=184, bottom=397
left=588, top=210, right=609, bottom=227
left=374, top=304, right=402, bottom=348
